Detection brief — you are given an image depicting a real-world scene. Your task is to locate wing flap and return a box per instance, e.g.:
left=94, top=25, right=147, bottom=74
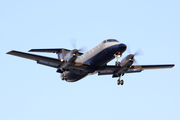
left=37, top=60, right=59, bottom=68
left=97, top=65, right=121, bottom=72
left=98, top=71, right=114, bottom=75
left=6, top=50, right=63, bottom=65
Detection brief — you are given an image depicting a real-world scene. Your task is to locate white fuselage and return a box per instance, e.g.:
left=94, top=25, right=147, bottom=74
left=75, top=41, right=122, bottom=63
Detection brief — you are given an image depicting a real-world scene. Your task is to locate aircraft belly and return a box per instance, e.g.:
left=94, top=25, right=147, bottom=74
left=65, top=72, right=88, bottom=82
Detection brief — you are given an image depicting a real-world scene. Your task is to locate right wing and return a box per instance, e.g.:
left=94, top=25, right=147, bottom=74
left=129, top=64, right=175, bottom=70
left=97, top=64, right=175, bottom=76
left=6, top=50, right=64, bottom=68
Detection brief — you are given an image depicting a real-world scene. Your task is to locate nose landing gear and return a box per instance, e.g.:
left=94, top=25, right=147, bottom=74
left=115, top=61, right=121, bottom=66
left=115, top=53, right=122, bottom=67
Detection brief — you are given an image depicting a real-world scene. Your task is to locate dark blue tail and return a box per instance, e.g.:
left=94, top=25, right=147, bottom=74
left=57, top=49, right=66, bottom=60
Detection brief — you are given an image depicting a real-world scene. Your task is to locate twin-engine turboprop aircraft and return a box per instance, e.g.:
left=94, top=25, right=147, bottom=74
left=7, top=39, right=174, bottom=85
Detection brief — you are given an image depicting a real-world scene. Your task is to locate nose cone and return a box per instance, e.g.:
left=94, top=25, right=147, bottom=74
left=119, top=43, right=127, bottom=53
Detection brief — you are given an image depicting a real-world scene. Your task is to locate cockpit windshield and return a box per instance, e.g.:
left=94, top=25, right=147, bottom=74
left=107, top=39, right=119, bottom=42
left=103, top=39, right=119, bottom=43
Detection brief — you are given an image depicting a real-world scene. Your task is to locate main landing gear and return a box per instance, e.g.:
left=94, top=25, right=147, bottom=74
left=117, top=76, right=124, bottom=85
left=61, top=71, right=67, bottom=80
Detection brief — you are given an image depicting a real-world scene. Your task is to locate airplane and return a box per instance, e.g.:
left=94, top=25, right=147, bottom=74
left=6, top=38, right=175, bottom=85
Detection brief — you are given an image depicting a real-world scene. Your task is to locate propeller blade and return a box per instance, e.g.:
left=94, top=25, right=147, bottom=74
left=69, top=37, right=89, bottom=53
left=133, top=58, right=138, bottom=65
left=78, top=45, right=89, bottom=53
left=69, top=37, right=77, bottom=49
left=126, top=44, right=144, bottom=68
left=133, top=58, right=142, bottom=70
left=134, top=48, right=144, bottom=56
left=126, top=43, right=131, bottom=54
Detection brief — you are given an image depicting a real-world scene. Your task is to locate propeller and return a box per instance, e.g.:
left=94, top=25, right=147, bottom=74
left=69, top=37, right=88, bottom=53
left=127, top=44, right=144, bottom=65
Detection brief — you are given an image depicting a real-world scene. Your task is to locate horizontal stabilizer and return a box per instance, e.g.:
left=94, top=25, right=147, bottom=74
left=29, top=48, right=83, bottom=56
left=29, top=48, right=67, bottom=53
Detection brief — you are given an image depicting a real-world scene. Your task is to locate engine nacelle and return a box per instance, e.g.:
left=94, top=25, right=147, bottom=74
left=59, top=49, right=79, bottom=70
left=120, top=54, right=134, bottom=67
left=113, top=54, right=134, bottom=76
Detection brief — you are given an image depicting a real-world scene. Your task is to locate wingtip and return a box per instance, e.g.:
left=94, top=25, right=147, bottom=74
left=6, top=50, right=14, bottom=54
left=28, top=49, right=33, bottom=52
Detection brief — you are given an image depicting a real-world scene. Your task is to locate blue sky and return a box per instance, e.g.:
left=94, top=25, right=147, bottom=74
left=0, top=0, right=179, bottom=120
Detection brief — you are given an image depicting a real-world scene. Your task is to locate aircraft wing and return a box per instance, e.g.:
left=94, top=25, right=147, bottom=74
left=129, top=64, right=175, bottom=70
left=97, top=64, right=175, bottom=75
left=6, top=50, right=64, bottom=68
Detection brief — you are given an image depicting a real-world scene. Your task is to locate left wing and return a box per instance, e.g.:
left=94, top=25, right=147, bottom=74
left=6, top=50, right=64, bottom=68
left=7, top=50, right=90, bottom=70
left=97, top=64, right=175, bottom=75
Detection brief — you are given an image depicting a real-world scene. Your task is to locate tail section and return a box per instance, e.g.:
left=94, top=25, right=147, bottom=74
left=28, top=48, right=83, bottom=60
left=29, top=48, right=69, bottom=60
left=57, top=49, right=66, bottom=60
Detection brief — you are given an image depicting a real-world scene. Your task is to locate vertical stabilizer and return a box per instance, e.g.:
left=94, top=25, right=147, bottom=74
left=57, top=49, right=66, bottom=60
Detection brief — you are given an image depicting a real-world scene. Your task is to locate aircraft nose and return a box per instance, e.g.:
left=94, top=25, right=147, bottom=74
left=119, top=43, right=127, bottom=53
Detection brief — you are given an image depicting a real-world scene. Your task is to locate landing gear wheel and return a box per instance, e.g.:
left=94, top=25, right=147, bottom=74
left=117, top=79, right=124, bottom=85
left=61, top=74, right=67, bottom=80
left=117, top=79, right=120, bottom=85
left=120, top=80, right=124, bottom=85
left=115, top=62, right=121, bottom=66
left=61, top=75, right=65, bottom=80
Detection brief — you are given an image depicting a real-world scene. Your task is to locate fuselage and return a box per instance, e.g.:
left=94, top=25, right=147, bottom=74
left=65, top=39, right=127, bottom=82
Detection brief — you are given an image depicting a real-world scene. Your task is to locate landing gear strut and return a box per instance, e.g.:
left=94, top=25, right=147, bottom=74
left=115, top=53, right=124, bottom=85
left=115, top=53, right=122, bottom=66
left=115, top=61, right=121, bottom=66
left=61, top=71, right=67, bottom=80
left=117, top=75, right=124, bottom=85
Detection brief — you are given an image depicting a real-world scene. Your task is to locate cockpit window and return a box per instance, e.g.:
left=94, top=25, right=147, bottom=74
left=107, top=39, right=119, bottom=42
left=102, top=39, right=119, bottom=44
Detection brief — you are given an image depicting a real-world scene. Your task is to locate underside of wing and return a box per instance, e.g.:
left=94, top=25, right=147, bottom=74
left=6, top=50, right=64, bottom=68
left=97, top=64, right=175, bottom=76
